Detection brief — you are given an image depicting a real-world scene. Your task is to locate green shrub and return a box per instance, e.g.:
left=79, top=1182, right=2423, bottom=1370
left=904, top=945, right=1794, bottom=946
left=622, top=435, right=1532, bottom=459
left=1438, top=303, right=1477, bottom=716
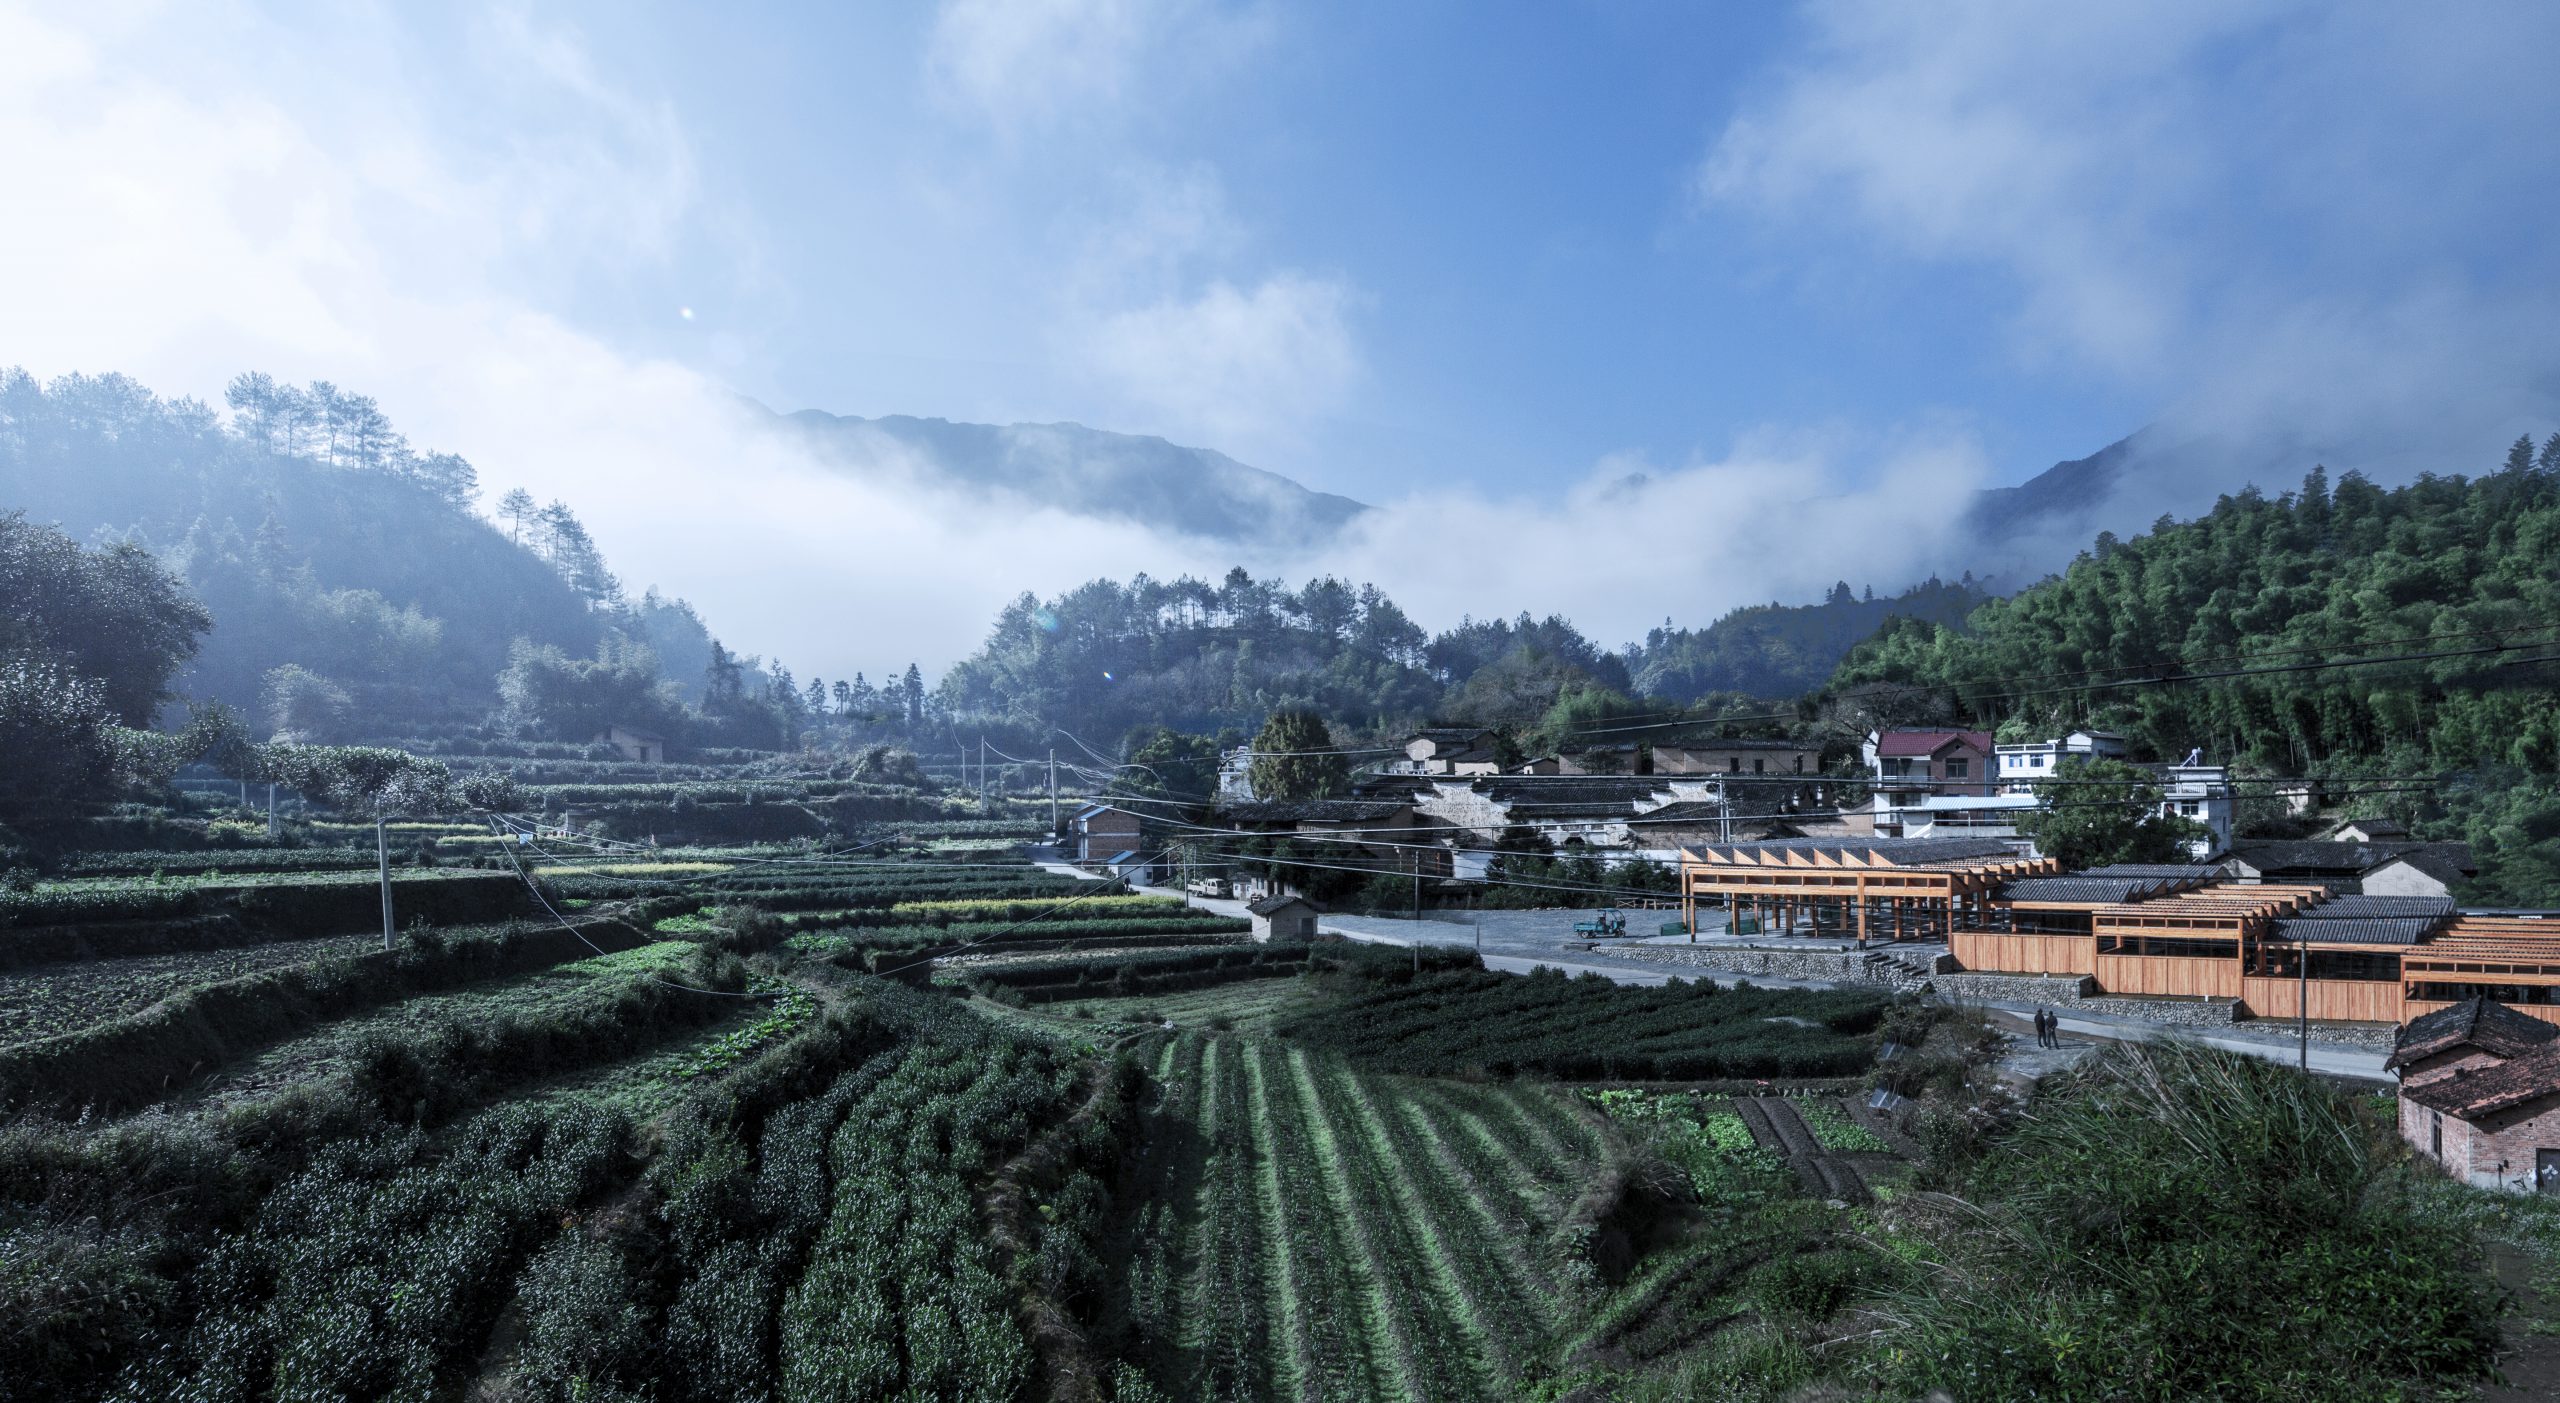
left=1867, top=1042, right=2502, bottom=1401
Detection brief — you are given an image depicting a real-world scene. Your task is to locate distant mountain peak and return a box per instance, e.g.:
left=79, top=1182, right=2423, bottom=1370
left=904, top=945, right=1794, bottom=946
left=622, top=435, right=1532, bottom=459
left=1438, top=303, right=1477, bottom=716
left=769, top=406, right=1368, bottom=545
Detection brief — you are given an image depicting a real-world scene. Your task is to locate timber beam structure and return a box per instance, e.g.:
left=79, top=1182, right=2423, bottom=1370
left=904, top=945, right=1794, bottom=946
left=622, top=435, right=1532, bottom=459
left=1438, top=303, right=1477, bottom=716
left=1677, top=838, right=2056, bottom=946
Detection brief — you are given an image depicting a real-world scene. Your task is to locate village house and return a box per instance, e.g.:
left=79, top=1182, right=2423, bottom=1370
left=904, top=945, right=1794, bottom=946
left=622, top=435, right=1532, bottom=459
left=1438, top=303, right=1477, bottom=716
left=2223, top=839, right=2478, bottom=898
left=2392, top=998, right=2560, bottom=1194
left=1552, top=741, right=1652, bottom=775
left=595, top=724, right=668, bottom=763
left=1248, top=893, right=1321, bottom=941
left=1994, top=729, right=2127, bottom=791
left=1405, top=775, right=1729, bottom=874
left=1065, top=802, right=1144, bottom=867
left=1217, top=797, right=1453, bottom=881
left=1394, top=727, right=1503, bottom=776
left=1860, top=728, right=2014, bottom=840
left=1653, top=737, right=1822, bottom=777
left=2331, top=817, right=2410, bottom=844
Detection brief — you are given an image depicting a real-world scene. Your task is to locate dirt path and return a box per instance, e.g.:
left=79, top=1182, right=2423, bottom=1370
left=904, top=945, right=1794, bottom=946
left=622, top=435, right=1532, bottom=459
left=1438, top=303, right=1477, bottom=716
left=2484, top=1243, right=2560, bottom=1402
left=1738, top=1097, right=1877, bottom=1203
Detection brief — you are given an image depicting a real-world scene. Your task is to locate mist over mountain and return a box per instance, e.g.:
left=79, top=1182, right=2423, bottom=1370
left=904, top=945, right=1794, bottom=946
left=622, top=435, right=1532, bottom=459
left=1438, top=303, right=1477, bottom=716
left=770, top=406, right=1370, bottom=546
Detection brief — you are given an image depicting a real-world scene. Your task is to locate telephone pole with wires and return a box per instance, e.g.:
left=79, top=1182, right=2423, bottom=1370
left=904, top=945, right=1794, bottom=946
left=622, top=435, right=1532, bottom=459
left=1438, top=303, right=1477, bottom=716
left=1048, top=750, right=1059, bottom=831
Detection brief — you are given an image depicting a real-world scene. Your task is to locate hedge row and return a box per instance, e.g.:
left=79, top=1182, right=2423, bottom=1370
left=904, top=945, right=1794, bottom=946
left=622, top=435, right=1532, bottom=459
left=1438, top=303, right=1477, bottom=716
left=1275, top=965, right=1889, bottom=1081
left=0, top=918, right=663, bottom=1114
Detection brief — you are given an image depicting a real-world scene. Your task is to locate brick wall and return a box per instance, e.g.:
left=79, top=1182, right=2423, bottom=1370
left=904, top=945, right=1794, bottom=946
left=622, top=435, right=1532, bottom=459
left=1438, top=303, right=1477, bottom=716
left=2403, top=1091, right=2560, bottom=1193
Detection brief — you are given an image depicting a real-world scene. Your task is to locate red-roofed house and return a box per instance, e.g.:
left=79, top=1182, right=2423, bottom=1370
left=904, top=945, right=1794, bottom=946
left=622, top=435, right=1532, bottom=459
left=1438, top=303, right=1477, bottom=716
left=1861, top=728, right=2010, bottom=840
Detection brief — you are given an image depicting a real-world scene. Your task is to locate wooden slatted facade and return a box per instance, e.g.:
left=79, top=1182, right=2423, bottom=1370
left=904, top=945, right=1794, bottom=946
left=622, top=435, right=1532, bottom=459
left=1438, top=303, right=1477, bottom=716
left=2402, top=918, right=2560, bottom=1027
left=1685, top=842, right=2560, bottom=1028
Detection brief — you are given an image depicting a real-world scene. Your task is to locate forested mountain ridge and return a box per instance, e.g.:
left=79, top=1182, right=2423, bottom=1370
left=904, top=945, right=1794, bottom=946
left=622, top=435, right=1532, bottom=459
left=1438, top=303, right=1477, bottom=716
left=774, top=406, right=1369, bottom=544
left=1831, top=437, right=2560, bottom=900
left=0, top=369, right=740, bottom=736
left=1627, top=576, right=1991, bottom=701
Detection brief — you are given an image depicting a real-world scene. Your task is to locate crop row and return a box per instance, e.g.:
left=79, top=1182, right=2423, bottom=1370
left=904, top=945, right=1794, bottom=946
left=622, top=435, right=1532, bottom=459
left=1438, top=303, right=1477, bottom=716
left=773, top=1035, right=1081, bottom=1397
left=1278, top=967, right=1890, bottom=1080
left=0, top=917, right=666, bottom=1112
left=1281, top=1046, right=1479, bottom=1399
left=0, top=870, right=527, bottom=954
left=1243, top=1038, right=1374, bottom=1398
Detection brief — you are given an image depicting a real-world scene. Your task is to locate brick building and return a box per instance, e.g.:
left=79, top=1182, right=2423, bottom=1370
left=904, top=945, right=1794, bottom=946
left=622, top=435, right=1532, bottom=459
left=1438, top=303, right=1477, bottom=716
left=2392, top=998, right=2560, bottom=1194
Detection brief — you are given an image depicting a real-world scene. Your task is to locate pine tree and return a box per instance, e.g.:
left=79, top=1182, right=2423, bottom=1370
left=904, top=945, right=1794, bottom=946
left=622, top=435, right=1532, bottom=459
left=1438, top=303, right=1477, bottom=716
left=2505, top=434, right=2537, bottom=476
left=831, top=679, right=852, bottom=716
left=497, top=489, right=537, bottom=543
left=901, top=664, right=925, bottom=726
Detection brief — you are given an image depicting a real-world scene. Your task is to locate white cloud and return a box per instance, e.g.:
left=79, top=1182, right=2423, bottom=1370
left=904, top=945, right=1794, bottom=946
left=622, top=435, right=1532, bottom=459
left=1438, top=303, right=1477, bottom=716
left=1079, top=272, right=1360, bottom=450
left=1320, top=427, right=1992, bottom=650
left=927, top=0, right=1270, bottom=132
left=0, top=4, right=1231, bottom=681
left=1699, top=0, right=2560, bottom=505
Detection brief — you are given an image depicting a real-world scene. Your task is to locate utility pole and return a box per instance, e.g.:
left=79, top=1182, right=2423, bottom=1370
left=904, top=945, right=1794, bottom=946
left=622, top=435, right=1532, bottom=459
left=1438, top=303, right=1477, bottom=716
left=266, top=783, right=277, bottom=838
left=376, top=817, right=395, bottom=953
left=1048, top=749, right=1059, bottom=831
left=1718, top=776, right=1731, bottom=843
left=2298, top=932, right=2309, bottom=1071
left=979, top=737, right=989, bottom=814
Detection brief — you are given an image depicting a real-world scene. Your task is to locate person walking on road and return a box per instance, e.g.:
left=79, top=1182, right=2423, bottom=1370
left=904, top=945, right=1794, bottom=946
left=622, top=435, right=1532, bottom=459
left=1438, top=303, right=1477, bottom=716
left=2034, top=1008, right=2055, bottom=1048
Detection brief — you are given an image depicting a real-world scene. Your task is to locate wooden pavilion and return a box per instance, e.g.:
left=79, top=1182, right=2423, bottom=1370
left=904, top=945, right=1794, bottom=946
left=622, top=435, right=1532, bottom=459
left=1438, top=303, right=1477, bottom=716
left=1678, top=839, right=2055, bottom=946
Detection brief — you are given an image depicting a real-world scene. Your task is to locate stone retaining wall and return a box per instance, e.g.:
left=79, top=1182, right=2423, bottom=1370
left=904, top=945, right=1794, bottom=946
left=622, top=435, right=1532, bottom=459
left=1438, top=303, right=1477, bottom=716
left=1613, top=946, right=1884, bottom=984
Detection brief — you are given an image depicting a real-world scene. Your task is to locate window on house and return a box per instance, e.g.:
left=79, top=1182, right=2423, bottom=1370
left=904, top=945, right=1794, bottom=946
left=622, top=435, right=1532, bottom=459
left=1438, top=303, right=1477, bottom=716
left=2431, top=1111, right=2442, bottom=1160
left=1944, top=758, right=1969, bottom=779
left=1793, top=755, right=1805, bottom=773
left=1728, top=757, right=1740, bottom=772
left=1754, top=758, right=1765, bottom=773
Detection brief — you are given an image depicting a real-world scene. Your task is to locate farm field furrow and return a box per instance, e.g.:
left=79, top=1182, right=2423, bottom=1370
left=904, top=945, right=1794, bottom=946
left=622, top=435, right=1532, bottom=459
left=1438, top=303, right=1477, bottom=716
left=1244, top=1037, right=1370, bottom=1400
left=0, top=932, right=381, bottom=1045
left=1277, top=1043, right=1460, bottom=1402
left=1317, top=1057, right=1525, bottom=1392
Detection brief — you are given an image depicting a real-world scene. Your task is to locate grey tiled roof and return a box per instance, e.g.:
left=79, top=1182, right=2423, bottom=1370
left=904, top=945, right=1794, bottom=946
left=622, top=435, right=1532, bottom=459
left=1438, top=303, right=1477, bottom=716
left=2272, top=915, right=2441, bottom=946
left=1690, top=837, right=2017, bottom=865
left=2291, top=895, right=2456, bottom=921
left=1996, top=876, right=2158, bottom=905
left=2080, top=863, right=2220, bottom=879
left=2391, top=996, right=2560, bottom=1068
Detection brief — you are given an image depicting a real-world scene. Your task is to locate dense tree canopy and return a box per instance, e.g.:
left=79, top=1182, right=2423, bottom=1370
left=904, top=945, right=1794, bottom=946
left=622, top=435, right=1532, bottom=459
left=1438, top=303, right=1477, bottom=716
left=1829, top=444, right=2560, bottom=899
left=2013, top=758, right=2207, bottom=869
left=0, top=511, right=209, bottom=725
left=1628, top=575, right=1990, bottom=702
left=1248, top=709, right=1348, bottom=802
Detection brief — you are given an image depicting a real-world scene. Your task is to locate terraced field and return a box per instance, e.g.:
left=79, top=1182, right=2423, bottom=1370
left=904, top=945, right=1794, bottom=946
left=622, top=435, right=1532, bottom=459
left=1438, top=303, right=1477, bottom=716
left=9, top=824, right=1932, bottom=1402
left=1100, top=1029, right=1612, bottom=1400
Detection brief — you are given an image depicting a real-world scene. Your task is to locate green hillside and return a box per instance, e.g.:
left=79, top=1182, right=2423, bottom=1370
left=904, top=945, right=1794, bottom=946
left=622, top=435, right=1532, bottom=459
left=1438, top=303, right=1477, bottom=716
left=1829, top=438, right=2560, bottom=900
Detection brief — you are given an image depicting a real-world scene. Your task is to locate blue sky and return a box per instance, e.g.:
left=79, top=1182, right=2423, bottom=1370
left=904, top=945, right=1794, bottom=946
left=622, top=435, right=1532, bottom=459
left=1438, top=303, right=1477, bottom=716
left=453, top=0, right=2149, bottom=499
left=9, top=1, right=2560, bottom=671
